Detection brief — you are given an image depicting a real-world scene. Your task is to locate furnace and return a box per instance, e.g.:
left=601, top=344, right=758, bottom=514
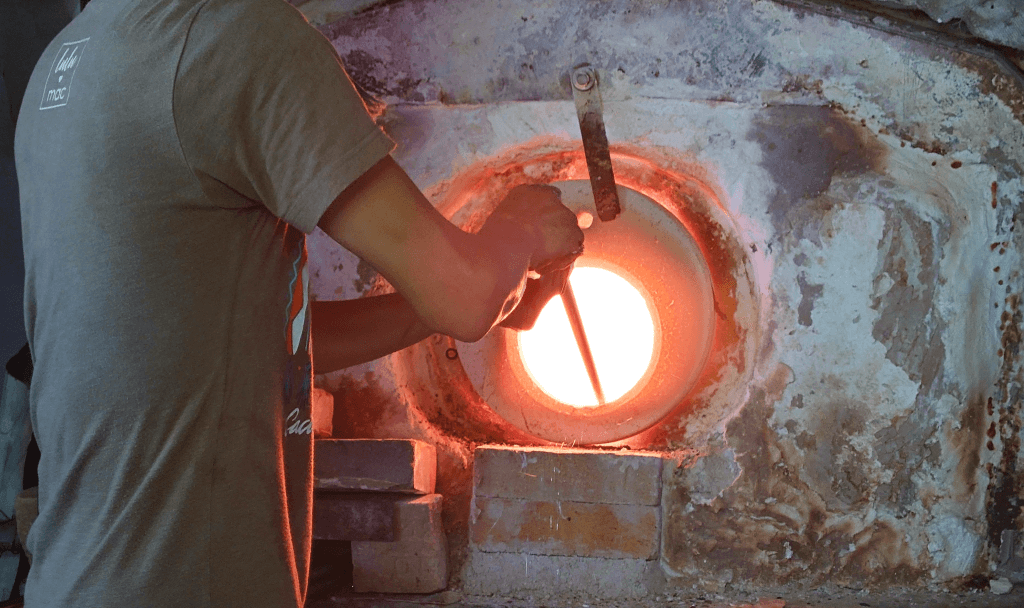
left=356, top=142, right=763, bottom=450
left=307, top=0, right=1024, bottom=603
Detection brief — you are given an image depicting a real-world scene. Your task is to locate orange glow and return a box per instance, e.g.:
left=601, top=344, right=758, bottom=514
left=518, top=267, right=655, bottom=407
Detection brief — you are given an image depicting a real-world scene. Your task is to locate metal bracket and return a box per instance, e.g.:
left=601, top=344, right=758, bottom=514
left=571, top=64, right=621, bottom=222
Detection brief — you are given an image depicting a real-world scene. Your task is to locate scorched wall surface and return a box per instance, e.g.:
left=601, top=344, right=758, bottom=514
left=299, top=0, right=1024, bottom=594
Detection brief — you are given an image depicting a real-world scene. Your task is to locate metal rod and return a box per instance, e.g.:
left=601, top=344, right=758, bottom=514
left=571, top=64, right=621, bottom=222
left=560, top=282, right=605, bottom=405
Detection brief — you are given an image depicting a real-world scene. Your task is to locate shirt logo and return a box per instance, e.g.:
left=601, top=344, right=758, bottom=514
left=285, top=408, right=312, bottom=436
left=39, top=38, right=89, bottom=110
left=286, top=245, right=309, bottom=355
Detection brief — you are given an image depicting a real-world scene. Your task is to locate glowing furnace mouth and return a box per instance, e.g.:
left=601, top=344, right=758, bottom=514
left=455, top=179, right=715, bottom=445
left=518, top=266, right=656, bottom=407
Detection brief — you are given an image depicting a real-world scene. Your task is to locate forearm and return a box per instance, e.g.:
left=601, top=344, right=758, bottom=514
left=310, top=294, right=436, bottom=374
left=317, top=156, right=536, bottom=342
left=435, top=224, right=533, bottom=339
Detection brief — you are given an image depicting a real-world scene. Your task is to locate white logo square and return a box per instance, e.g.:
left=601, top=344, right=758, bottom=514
left=40, top=38, right=90, bottom=111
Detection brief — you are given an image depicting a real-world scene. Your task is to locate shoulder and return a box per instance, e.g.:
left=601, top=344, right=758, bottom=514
left=182, top=0, right=342, bottom=88
left=191, top=0, right=324, bottom=47
left=194, top=0, right=309, bottom=24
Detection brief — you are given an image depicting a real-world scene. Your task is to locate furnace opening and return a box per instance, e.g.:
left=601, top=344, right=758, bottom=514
left=428, top=170, right=731, bottom=446
left=517, top=265, right=656, bottom=407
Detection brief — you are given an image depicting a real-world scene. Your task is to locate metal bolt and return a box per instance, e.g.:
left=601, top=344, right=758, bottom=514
left=572, top=66, right=596, bottom=91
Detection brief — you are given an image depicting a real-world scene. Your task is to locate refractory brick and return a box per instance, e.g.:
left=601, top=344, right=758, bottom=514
left=315, top=438, right=436, bottom=494
left=311, top=388, right=334, bottom=438
left=352, top=494, right=448, bottom=593
left=463, top=550, right=657, bottom=600
left=473, top=445, right=663, bottom=505
left=312, top=493, right=396, bottom=541
left=471, top=496, right=660, bottom=560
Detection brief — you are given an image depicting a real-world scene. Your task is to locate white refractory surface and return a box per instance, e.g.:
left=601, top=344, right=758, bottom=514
left=871, top=0, right=1024, bottom=50
left=298, top=0, right=1024, bottom=52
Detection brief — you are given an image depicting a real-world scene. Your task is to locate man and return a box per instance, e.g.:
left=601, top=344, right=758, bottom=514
left=14, top=0, right=583, bottom=605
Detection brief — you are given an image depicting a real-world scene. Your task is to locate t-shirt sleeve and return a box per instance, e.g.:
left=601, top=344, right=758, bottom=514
left=173, top=0, right=395, bottom=233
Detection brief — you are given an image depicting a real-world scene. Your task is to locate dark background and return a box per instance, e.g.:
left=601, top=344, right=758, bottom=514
left=0, top=0, right=81, bottom=364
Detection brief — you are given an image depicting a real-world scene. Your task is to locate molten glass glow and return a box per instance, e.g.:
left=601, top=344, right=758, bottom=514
left=518, top=267, right=655, bottom=407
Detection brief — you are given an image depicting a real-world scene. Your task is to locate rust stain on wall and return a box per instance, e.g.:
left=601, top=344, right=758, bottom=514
left=663, top=364, right=926, bottom=586
left=748, top=104, right=888, bottom=239
left=949, top=394, right=986, bottom=503
left=956, top=52, right=1024, bottom=126
left=987, top=293, right=1024, bottom=548
left=804, top=399, right=877, bottom=511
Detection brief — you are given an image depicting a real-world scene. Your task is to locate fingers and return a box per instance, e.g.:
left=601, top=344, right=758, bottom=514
left=552, top=264, right=574, bottom=293
left=545, top=208, right=585, bottom=268
left=509, top=183, right=562, bottom=199
left=499, top=263, right=573, bottom=331
left=533, top=248, right=581, bottom=275
left=488, top=183, right=587, bottom=273
left=529, top=189, right=584, bottom=272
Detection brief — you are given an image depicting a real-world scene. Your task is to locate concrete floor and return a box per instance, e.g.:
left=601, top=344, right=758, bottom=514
left=310, top=586, right=1024, bottom=608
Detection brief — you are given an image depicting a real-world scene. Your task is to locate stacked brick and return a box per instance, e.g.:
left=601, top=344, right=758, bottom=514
left=467, top=445, right=664, bottom=600
left=310, top=388, right=334, bottom=438
left=313, top=439, right=446, bottom=593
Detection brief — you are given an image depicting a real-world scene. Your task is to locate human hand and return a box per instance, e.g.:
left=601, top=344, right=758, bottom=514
left=500, top=264, right=573, bottom=331
left=482, top=184, right=585, bottom=272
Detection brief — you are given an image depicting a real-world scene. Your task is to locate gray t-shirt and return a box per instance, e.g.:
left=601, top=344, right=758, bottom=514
left=15, top=0, right=393, bottom=605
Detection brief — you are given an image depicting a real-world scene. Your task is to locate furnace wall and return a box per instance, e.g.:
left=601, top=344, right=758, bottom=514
left=305, top=0, right=1024, bottom=595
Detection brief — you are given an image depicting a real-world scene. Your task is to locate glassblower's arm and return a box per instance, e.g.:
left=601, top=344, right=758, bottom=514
left=311, top=155, right=583, bottom=373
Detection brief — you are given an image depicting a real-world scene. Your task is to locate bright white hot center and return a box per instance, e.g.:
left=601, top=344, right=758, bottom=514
left=517, top=266, right=655, bottom=407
